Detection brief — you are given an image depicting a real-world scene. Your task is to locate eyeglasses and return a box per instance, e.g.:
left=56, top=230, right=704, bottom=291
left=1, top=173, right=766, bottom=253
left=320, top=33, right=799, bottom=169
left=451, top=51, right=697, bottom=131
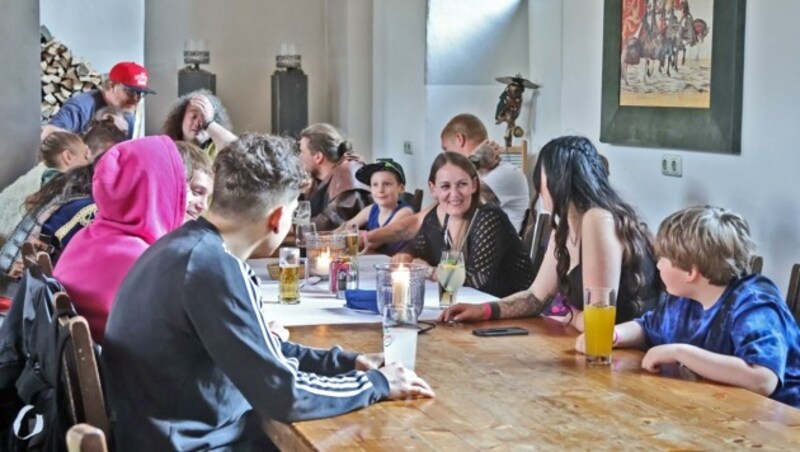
left=121, top=85, right=146, bottom=99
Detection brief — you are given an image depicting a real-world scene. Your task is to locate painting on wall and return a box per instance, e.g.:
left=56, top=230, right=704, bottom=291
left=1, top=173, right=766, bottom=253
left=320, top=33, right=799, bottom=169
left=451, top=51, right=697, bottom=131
left=600, top=0, right=746, bottom=153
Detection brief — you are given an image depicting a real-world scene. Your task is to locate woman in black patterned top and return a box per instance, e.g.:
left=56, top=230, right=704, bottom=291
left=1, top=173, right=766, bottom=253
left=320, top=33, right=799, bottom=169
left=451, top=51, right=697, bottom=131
left=394, top=152, right=533, bottom=297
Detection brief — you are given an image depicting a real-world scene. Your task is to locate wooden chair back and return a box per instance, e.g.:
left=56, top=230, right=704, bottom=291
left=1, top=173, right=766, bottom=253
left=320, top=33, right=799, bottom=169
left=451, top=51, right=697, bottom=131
left=66, top=423, right=108, bottom=452
left=54, top=292, right=110, bottom=439
left=501, top=139, right=530, bottom=178
left=750, top=255, right=763, bottom=275
left=786, top=263, right=800, bottom=322
left=400, top=189, right=424, bottom=213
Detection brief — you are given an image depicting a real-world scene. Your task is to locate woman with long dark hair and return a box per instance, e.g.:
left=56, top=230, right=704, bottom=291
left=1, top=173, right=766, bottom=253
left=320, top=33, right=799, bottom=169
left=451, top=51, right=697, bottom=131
left=395, top=152, right=533, bottom=298
left=440, top=136, right=661, bottom=327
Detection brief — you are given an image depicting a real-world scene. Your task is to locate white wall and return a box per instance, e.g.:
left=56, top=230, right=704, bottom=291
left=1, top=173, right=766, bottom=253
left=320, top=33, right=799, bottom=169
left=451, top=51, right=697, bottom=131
left=372, top=0, right=427, bottom=192
left=557, top=0, right=800, bottom=290
left=0, top=0, right=40, bottom=188
left=327, top=0, right=374, bottom=159
left=374, top=0, right=532, bottom=197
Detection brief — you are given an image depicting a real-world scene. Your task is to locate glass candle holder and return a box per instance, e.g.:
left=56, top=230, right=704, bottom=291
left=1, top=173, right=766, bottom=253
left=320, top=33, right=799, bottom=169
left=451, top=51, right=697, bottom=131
left=305, top=232, right=345, bottom=279
left=375, top=263, right=427, bottom=318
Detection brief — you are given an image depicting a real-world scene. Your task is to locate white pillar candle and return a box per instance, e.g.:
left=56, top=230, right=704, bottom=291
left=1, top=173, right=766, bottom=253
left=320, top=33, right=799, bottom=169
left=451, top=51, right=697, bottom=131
left=314, top=249, right=332, bottom=276
left=392, top=266, right=410, bottom=321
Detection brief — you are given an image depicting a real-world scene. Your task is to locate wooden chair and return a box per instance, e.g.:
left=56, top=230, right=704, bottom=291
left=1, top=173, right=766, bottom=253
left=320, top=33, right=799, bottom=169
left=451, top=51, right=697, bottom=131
left=400, top=189, right=424, bottom=213
left=66, top=423, right=108, bottom=452
left=750, top=255, right=764, bottom=275
left=501, top=139, right=530, bottom=177
left=528, top=212, right=552, bottom=277
left=786, top=263, right=800, bottom=322
left=54, top=292, right=110, bottom=440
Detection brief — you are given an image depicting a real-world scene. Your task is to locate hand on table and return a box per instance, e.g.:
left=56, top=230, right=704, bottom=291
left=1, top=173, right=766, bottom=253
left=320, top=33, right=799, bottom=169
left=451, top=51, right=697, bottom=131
left=437, top=303, right=485, bottom=323
left=268, top=321, right=290, bottom=342
left=641, top=344, right=682, bottom=373
left=379, top=362, right=435, bottom=400
left=355, top=353, right=384, bottom=371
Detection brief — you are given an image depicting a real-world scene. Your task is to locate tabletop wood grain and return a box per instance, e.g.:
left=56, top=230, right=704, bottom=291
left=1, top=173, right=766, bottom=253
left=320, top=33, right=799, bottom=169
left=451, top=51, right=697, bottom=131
left=263, top=318, right=800, bottom=450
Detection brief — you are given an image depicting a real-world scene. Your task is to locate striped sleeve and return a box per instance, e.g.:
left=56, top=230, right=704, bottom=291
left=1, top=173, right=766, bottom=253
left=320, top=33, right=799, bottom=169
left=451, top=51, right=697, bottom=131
left=184, top=252, right=389, bottom=423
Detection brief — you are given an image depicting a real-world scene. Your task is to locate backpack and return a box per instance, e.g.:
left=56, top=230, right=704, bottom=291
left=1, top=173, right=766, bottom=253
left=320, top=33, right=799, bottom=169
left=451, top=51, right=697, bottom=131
left=0, top=263, right=76, bottom=451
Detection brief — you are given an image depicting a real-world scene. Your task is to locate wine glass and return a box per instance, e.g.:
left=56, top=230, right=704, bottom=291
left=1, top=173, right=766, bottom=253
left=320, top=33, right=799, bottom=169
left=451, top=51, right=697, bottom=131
left=437, top=250, right=465, bottom=309
left=293, top=200, right=311, bottom=225
left=295, top=222, right=317, bottom=250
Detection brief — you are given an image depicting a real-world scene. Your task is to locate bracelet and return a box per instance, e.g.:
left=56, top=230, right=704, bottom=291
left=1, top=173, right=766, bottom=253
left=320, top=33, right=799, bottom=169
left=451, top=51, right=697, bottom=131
left=202, top=119, right=214, bottom=130
left=482, top=303, right=492, bottom=320
left=488, top=301, right=501, bottom=320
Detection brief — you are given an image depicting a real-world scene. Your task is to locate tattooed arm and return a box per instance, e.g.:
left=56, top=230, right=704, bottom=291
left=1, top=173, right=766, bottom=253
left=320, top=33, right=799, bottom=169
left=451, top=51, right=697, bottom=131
left=495, top=289, right=551, bottom=319
left=366, top=203, right=434, bottom=248
left=438, top=230, right=563, bottom=323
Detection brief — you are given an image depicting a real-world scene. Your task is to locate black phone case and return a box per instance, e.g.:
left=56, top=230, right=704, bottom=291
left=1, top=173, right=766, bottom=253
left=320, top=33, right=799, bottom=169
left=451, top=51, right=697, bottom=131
left=472, top=327, right=529, bottom=337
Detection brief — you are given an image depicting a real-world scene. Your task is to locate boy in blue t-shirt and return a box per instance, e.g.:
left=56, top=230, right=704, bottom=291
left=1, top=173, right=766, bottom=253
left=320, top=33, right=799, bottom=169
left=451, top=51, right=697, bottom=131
left=339, top=158, right=414, bottom=255
left=576, top=206, right=800, bottom=407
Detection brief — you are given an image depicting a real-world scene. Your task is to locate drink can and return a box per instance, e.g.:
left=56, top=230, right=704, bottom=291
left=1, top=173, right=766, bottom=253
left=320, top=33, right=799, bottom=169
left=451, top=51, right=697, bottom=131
left=329, top=258, right=348, bottom=293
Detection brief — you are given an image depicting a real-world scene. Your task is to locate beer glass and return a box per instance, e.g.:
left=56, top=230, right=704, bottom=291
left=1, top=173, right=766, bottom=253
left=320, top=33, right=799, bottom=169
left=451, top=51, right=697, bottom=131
left=341, top=223, right=368, bottom=260
left=279, top=247, right=302, bottom=304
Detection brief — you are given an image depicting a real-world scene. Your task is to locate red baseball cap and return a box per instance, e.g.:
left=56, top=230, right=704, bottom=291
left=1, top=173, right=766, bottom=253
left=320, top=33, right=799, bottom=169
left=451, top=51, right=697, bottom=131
left=109, top=62, right=156, bottom=95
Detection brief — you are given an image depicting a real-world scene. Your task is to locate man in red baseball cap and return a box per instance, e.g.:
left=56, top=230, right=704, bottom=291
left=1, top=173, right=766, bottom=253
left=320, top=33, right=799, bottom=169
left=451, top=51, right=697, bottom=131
left=42, top=61, right=155, bottom=141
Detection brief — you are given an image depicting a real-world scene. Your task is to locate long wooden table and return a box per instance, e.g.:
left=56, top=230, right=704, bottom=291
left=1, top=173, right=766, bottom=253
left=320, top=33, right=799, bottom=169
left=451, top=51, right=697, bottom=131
left=264, top=317, right=800, bottom=450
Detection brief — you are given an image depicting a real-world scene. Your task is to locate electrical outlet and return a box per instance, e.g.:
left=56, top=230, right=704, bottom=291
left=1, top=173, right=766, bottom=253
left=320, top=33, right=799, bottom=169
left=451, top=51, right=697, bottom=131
left=403, top=141, right=413, bottom=155
left=661, top=154, right=683, bottom=177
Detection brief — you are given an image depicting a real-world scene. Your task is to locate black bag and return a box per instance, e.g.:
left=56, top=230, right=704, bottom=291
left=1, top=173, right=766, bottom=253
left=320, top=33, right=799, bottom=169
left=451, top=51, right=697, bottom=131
left=0, top=263, right=75, bottom=451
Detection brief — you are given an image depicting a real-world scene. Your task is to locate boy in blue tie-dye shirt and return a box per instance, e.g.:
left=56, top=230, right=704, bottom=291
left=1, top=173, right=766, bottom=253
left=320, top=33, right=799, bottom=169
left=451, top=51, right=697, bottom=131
left=576, top=206, right=800, bottom=407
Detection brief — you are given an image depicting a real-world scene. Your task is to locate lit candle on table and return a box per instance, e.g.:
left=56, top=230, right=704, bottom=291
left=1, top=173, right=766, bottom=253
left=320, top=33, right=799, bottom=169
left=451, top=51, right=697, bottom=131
left=392, top=266, right=410, bottom=321
left=314, top=249, right=332, bottom=276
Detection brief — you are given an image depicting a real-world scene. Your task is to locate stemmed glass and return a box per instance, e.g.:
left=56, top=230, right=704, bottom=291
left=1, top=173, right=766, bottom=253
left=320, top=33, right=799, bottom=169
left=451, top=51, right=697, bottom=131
left=295, top=223, right=317, bottom=251
left=293, top=200, right=311, bottom=225
left=437, top=250, right=466, bottom=309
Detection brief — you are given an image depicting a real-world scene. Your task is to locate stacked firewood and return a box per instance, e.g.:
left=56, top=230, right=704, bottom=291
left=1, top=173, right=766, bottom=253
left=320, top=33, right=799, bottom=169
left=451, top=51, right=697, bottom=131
left=40, top=26, right=102, bottom=122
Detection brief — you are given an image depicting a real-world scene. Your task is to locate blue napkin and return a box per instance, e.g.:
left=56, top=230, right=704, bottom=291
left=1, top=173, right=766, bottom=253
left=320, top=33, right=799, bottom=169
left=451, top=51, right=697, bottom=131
left=344, top=290, right=379, bottom=313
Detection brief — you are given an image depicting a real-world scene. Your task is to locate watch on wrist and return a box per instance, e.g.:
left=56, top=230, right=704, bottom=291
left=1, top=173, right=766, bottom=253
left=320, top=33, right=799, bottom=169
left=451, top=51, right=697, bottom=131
left=202, top=119, right=214, bottom=130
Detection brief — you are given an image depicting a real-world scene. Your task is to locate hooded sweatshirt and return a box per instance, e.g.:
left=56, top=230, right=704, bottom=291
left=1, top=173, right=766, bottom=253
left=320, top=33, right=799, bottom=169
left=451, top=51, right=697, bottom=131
left=54, top=136, right=186, bottom=342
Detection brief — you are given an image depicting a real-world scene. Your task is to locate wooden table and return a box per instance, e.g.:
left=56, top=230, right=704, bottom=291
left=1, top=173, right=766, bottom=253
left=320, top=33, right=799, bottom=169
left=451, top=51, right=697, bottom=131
left=264, top=318, right=800, bottom=450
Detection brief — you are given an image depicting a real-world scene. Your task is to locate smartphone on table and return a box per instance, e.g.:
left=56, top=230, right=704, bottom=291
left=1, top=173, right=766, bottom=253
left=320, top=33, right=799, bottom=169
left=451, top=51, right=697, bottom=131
left=472, top=327, right=529, bottom=337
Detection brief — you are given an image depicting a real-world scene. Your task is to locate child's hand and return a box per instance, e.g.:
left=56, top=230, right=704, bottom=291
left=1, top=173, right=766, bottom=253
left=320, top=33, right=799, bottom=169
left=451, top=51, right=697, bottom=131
left=641, top=344, right=681, bottom=373
left=574, top=333, right=586, bottom=354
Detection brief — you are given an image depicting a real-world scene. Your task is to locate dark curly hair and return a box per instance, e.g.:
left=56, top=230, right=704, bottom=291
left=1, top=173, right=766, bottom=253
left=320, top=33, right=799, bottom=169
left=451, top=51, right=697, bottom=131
left=161, top=89, right=232, bottom=143
left=211, top=134, right=307, bottom=221
left=532, top=136, right=656, bottom=305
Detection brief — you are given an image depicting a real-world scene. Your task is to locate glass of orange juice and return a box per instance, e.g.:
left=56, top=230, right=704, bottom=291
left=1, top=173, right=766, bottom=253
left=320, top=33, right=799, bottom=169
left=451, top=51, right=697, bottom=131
left=583, top=287, right=617, bottom=365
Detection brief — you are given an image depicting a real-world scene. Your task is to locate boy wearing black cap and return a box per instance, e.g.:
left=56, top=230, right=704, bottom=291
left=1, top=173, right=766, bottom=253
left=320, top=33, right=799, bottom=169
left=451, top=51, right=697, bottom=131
left=340, top=159, right=414, bottom=255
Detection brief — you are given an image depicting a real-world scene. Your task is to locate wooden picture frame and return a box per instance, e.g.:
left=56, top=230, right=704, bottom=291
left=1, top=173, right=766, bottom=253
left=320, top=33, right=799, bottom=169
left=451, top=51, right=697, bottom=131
left=600, top=0, right=746, bottom=153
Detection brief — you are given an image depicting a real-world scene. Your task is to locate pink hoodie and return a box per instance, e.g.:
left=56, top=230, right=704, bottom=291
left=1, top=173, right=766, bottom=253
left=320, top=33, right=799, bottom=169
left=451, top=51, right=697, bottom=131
left=54, top=136, right=186, bottom=342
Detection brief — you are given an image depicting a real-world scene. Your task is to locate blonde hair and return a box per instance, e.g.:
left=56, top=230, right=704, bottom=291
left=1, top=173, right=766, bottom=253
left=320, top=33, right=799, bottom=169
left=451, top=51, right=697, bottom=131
left=440, top=113, right=488, bottom=143
left=40, top=131, right=85, bottom=168
left=656, top=206, right=755, bottom=285
left=175, top=141, right=213, bottom=182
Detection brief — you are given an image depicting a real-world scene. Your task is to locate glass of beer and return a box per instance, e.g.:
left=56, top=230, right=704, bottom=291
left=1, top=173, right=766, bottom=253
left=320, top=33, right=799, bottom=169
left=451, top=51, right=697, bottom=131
left=342, top=224, right=368, bottom=260
left=279, top=247, right=302, bottom=304
left=583, top=287, right=617, bottom=365
left=437, top=250, right=466, bottom=309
